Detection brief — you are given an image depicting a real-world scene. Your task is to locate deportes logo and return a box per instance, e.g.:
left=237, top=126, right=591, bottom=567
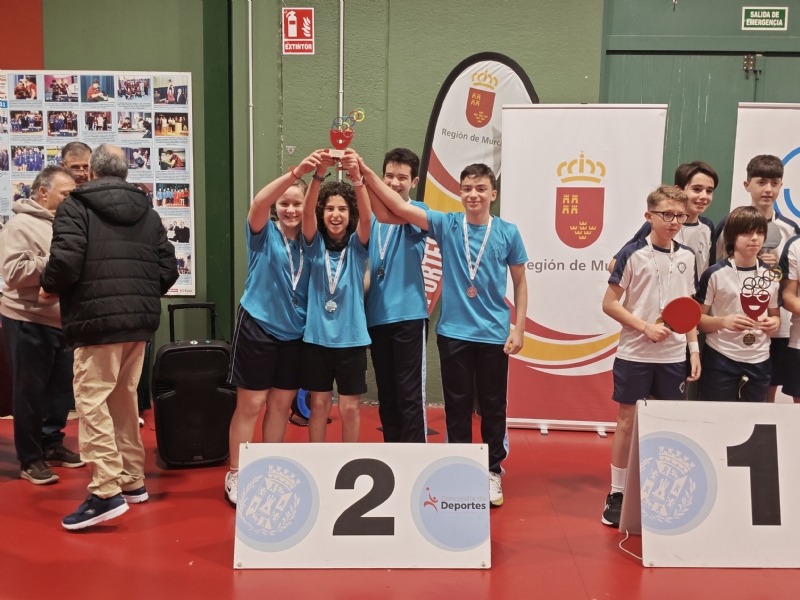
left=236, top=457, right=319, bottom=552
left=639, top=433, right=717, bottom=535
left=411, top=457, right=490, bottom=551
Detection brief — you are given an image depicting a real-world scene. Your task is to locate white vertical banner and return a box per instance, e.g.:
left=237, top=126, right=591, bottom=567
left=730, top=103, right=800, bottom=215
left=500, top=105, right=667, bottom=427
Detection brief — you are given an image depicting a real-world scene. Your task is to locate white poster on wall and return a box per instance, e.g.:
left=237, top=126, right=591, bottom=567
left=0, top=70, right=195, bottom=296
left=500, top=105, right=667, bottom=426
left=730, top=103, right=800, bottom=216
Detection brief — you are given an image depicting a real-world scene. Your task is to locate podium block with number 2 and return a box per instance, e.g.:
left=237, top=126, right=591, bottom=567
left=234, top=443, right=491, bottom=569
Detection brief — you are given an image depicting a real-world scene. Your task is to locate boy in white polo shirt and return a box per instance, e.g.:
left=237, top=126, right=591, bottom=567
left=712, top=155, right=798, bottom=402
left=360, top=159, right=528, bottom=507
left=698, top=206, right=780, bottom=402
left=601, top=185, right=701, bottom=527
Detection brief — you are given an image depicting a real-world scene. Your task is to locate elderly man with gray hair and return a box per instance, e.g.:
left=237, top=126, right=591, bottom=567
left=41, top=144, right=178, bottom=530
left=0, top=166, right=84, bottom=485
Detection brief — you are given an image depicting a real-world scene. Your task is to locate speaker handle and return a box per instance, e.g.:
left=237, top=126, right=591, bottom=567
left=168, top=303, right=217, bottom=342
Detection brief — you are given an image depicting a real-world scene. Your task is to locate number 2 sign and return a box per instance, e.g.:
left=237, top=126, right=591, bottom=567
left=620, top=401, right=799, bottom=568
left=234, top=444, right=491, bottom=569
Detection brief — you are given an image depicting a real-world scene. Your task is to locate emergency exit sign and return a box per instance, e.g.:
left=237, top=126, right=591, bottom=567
left=283, top=8, right=315, bottom=54
left=742, top=7, right=788, bottom=30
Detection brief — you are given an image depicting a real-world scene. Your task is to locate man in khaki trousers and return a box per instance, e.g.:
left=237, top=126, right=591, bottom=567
left=41, top=144, right=178, bottom=530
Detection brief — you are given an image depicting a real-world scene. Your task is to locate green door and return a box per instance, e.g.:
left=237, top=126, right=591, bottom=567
left=604, top=53, right=800, bottom=223
left=603, top=54, right=762, bottom=224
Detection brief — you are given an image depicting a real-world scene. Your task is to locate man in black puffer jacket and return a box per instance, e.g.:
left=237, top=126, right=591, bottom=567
left=41, top=144, right=178, bottom=530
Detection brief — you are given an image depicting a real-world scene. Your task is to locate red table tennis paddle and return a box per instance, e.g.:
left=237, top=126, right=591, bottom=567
left=659, top=297, right=702, bottom=334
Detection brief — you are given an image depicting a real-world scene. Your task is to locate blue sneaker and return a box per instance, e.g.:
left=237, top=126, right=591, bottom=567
left=121, top=486, right=149, bottom=504
left=62, top=493, right=129, bottom=530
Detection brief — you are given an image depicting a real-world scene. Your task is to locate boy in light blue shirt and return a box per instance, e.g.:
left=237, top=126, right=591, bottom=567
left=365, top=148, right=430, bottom=443
left=361, top=160, right=528, bottom=507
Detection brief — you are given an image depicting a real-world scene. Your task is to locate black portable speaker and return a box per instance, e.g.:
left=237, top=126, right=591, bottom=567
left=152, top=303, right=237, bottom=467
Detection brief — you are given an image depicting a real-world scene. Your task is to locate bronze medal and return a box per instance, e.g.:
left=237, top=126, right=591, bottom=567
left=466, top=286, right=478, bottom=298
left=655, top=316, right=664, bottom=325
left=743, top=332, right=756, bottom=346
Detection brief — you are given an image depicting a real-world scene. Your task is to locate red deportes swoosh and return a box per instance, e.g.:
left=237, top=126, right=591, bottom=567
left=423, top=490, right=438, bottom=512
left=508, top=302, right=597, bottom=341
left=427, top=148, right=462, bottom=197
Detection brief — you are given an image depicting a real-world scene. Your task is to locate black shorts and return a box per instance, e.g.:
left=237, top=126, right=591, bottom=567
left=769, top=337, right=790, bottom=386
left=227, top=307, right=304, bottom=391
left=780, top=346, right=800, bottom=398
left=301, top=343, right=368, bottom=396
left=611, top=358, right=687, bottom=404
left=699, top=345, right=770, bottom=403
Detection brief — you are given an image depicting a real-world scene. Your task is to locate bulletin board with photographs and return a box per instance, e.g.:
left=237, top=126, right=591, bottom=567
left=0, top=71, right=195, bottom=296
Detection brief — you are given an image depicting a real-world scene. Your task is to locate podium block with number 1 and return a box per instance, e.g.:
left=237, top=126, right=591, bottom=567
left=619, top=400, right=797, bottom=568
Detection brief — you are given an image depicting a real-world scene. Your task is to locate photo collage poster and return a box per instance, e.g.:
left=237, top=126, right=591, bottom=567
left=0, top=71, right=195, bottom=295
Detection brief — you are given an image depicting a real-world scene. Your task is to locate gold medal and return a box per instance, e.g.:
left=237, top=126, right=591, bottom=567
left=655, top=316, right=664, bottom=325
left=743, top=332, right=756, bottom=346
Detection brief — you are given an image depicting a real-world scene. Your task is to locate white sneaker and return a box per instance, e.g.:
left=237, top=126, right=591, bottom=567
left=489, top=472, right=503, bottom=507
left=224, top=470, right=238, bottom=507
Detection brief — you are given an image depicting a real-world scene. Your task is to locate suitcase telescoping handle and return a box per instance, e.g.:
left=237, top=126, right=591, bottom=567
left=168, top=302, right=217, bottom=342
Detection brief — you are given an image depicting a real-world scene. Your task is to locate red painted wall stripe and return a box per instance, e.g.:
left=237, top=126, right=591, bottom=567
left=0, top=0, right=44, bottom=69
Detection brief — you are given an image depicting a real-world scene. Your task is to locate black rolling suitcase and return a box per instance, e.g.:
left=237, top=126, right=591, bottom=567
left=152, top=303, right=237, bottom=467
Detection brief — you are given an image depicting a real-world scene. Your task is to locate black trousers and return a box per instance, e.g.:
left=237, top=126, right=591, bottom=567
left=1, top=315, right=74, bottom=465
left=437, top=334, right=508, bottom=474
left=368, top=319, right=427, bottom=443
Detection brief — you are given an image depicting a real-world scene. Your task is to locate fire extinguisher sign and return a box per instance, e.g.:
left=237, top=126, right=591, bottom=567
left=282, top=8, right=315, bottom=55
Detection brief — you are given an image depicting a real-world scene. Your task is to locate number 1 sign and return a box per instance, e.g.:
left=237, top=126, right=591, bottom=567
left=234, top=443, right=491, bottom=569
left=619, top=401, right=799, bottom=568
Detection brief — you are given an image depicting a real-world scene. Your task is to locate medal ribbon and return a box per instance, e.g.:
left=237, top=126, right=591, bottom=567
left=463, top=216, right=493, bottom=284
left=279, top=226, right=304, bottom=295
left=325, top=247, right=347, bottom=297
left=647, top=236, right=674, bottom=314
left=377, top=223, right=394, bottom=262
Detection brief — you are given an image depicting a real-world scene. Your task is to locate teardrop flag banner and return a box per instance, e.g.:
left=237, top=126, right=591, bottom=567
left=417, top=53, right=538, bottom=314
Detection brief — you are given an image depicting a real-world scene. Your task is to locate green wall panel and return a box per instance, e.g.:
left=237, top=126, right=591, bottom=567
left=42, top=0, right=209, bottom=349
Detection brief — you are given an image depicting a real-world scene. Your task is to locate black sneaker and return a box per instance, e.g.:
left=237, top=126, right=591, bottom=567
left=44, top=445, right=85, bottom=468
left=62, top=493, right=129, bottom=530
left=20, top=459, right=59, bottom=485
left=602, top=492, right=623, bottom=528
left=121, top=486, right=149, bottom=504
